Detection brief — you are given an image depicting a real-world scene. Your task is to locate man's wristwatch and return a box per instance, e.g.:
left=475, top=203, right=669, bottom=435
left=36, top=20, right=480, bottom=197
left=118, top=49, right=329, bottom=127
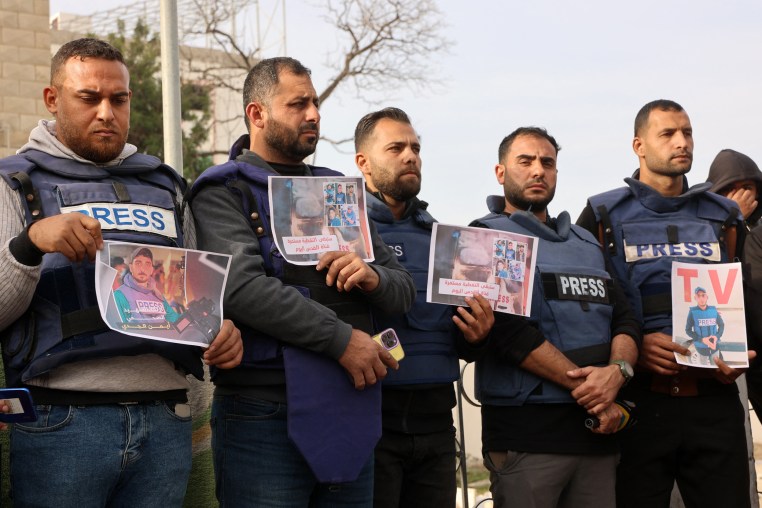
left=610, top=360, right=634, bottom=386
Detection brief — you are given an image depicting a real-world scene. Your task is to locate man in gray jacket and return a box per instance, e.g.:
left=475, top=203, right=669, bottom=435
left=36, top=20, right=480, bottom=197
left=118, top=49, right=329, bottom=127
left=190, top=57, right=415, bottom=506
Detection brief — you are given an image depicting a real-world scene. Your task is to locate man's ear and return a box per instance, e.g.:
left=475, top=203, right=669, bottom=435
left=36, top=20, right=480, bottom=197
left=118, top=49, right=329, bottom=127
left=43, top=86, right=58, bottom=115
left=632, top=137, right=644, bottom=157
left=355, top=152, right=370, bottom=176
left=245, top=101, right=267, bottom=130
left=495, top=163, right=506, bottom=184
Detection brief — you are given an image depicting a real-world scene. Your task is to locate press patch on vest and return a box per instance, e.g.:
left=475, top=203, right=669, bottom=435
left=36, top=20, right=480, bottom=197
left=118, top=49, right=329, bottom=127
left=135, top=300, right=165, bottom=316
left=60, top=203, right=178, bottom=239
left=623, top=240, right=721, bottom=262
left=387, top=242, right=406, bottom=261
left=553, top=273, right=610, bottom=303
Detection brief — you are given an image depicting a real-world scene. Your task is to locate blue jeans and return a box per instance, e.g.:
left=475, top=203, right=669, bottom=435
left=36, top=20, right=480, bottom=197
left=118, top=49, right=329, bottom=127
left=10, top=401, right=192, bottom=508
left=211, top=394, right=374, bottom=507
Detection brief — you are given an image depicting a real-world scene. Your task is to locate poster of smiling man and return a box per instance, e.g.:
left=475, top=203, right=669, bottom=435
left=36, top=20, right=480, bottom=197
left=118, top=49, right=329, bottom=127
left=95, top=241, right=231, bottom=347
left=671, top=261, right=748, bottom=368
left=427, top=223, right=538, bottom=316
left=268, top=176, right=374, bottom=265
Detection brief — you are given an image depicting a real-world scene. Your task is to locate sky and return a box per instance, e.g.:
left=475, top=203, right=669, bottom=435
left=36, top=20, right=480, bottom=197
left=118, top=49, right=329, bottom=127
left=50, top=0, right=762, bottom=226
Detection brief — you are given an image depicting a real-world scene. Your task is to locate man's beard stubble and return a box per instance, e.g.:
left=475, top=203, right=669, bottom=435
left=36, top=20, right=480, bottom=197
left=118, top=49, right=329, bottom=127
left=57, top=120, right=128, bottom=163
left=503, top=177, right=555, bottom=213
left=265, top=117, right=318, bottom=161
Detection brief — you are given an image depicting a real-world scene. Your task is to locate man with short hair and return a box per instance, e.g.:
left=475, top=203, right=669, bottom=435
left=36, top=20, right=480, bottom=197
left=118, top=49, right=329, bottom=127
left=685, top=286, right=724, bottom=367
left=354, top=107, right=493, bottom=508
left=190, top=58, right=415, bottom=506
left=113, top=247, right=181, bottom=325
left=0, top=38, right=242, bottom=506
left=578, top=99, right=752, bottom=507
left=459, top=126, right=640, bottom=508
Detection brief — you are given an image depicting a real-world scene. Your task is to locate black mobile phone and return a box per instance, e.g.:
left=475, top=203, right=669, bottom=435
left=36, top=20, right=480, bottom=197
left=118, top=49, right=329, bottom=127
left=0, top=388, right=37, bottom=423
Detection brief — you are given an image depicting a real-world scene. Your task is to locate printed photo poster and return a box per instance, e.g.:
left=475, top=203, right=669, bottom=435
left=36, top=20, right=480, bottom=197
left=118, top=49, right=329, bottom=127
left=95, top=241, right=232, bottom=347
left=268, top=176, right=374, bottom=265
left=427, top=223, right=538, bottom=316
left=671, top=261, right=748, bottom=369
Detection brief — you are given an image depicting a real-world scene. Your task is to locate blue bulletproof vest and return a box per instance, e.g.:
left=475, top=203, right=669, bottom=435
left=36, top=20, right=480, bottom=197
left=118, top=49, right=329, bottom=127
left=588, top=176, right=739, bottom=332
left=191, top=136, right=380, bottom=483
left=687, top=306, right=722, bottom=354
left=190, top=141, right=374, bottom=370
left=472, top=197, right=613, bottom=406
left=0, top=149, right=203, bottom=386
left=366, top=193, right=459, bottom=385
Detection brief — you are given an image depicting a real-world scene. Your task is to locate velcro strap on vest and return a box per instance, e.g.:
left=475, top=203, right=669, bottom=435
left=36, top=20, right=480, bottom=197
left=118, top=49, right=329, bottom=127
left=666, top=224, right=679, bottom=243
left=112, top=181, right=131, bottom=202
left=10, top=171, right=44, bottom=222
left=541, top=273, right=613, bottom=304
left=563, top=342, right=611, bottom=367
left=596, top=205, right=617, bottom=256
left=61, top=307, right=109, bottom=339
left=641, top=293, right=672, bottom=316
left=229, top=179, right=267, bottom=239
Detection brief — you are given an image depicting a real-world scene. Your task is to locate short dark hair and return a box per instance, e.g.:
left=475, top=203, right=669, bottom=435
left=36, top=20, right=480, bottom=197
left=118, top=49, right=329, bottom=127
left=242, top=57, right=311, bottom=131
left=354, top=107, right=412, bottom=151
left=497, top=127, right=560, bottom=163
left=51, top=38, right=125, bottom=85
left=634, top=99, right=684, bottom=136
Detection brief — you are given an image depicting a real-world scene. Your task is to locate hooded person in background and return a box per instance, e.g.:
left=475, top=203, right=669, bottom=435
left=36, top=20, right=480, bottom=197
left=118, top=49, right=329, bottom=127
left=706, top=149, right=762, bottom=230
left=706, top=150, right=762, bottom=423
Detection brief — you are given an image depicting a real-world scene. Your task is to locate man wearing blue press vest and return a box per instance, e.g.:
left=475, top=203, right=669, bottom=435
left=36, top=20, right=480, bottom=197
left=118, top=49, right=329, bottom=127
left=577, top=99, right=753, bottom=507
left=0, top=38, right=242, bottom=506
left=354, top=107, right=494, bottom=508
left=190, top=58, right=415, bottom=506
left=459, top=126, right=640, bottom=508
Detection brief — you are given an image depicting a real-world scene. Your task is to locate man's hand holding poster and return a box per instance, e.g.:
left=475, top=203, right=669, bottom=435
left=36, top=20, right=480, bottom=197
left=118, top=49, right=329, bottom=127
left=95, top=241, right=231, bottom=346
left=268, top=176, right=374, bottom=265
left=427, top=223, right=538, bottom=316
left=671, top=261, right=748, bottom=368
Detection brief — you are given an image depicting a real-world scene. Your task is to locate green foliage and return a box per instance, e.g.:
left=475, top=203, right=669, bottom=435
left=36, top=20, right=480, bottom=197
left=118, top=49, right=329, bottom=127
left=104, top=20, right=211, bottom=181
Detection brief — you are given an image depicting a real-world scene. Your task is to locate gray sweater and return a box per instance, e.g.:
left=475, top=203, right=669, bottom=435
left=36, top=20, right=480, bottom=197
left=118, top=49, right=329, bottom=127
left=0, top=120, right=190, bottom=394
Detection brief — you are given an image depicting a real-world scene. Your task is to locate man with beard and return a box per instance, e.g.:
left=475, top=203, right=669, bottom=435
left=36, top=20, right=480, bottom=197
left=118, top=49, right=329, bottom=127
left=0, top=38, right=243, bottom=506
left=577, top=99, right=752, bottom=507
left=354, top=107, right=494, bottom=508
left=114, top=247, right=180, bottom=326
left=190, top=59, right=416, bottom=506
left=457, top=126, right=640, bottom=508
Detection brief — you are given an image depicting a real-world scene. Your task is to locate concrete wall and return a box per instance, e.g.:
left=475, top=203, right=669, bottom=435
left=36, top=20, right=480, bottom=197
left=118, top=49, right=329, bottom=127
left=0, top=0, right=50, bottom=158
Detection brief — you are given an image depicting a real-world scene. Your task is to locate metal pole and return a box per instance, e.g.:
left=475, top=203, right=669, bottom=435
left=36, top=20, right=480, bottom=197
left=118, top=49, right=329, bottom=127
left=160, top=0, right=184, bottom=175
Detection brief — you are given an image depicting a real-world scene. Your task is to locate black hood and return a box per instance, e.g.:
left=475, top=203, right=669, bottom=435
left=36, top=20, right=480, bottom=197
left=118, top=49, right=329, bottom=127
left=706, top=149, right=762, bottom=194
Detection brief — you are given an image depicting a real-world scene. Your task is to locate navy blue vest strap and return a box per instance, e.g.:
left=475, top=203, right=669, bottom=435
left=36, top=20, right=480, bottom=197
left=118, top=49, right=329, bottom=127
left=228, top=178, right=268, bottom=240
left=60, top=307, right=108, bottom=339
left=284, top=347, right=380, bottom=483
left=596, top=204, right=617, bottom=256
left=9, top=171, right=43, bottom=222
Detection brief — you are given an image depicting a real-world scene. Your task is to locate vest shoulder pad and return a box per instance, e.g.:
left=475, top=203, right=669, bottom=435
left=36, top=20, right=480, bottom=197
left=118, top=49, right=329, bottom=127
left=587, top=187, right=632, bottom=220
left=0, top=155, right=37, bottom=189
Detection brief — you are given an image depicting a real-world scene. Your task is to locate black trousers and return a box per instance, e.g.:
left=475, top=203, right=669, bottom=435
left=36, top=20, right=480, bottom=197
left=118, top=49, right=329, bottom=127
left=373, top=427, right=457, bottom=508
left=616, top=388, right=750, bottom=508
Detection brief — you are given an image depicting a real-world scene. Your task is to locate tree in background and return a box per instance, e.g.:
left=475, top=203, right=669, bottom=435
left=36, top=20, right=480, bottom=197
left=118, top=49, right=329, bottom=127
left=180, top=0, right=450, bottom=150
left=104, top=19, right=213, bottom=181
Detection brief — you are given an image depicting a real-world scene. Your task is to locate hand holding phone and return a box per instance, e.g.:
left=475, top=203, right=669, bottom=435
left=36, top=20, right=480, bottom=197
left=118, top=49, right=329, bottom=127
left=372, top=328, right=405, bottom=362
